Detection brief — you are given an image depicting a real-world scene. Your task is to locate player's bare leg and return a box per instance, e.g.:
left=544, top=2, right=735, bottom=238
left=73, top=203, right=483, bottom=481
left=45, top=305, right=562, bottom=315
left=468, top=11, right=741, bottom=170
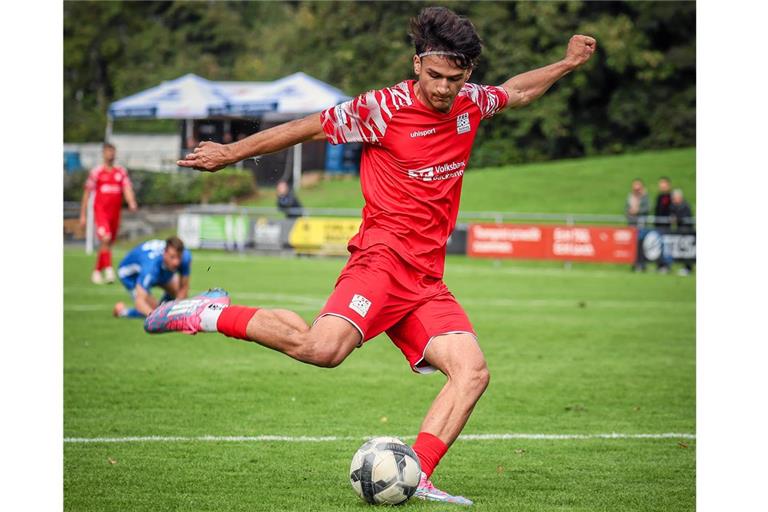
left=114, top=292, right=158, bottom=319
left=240, top=311, right=360, bottom=367
left=412, top=333, right=490, bottom=505
left=419, top=333, right=490, bottom=442
left=145, top=299, right=361, bottom=368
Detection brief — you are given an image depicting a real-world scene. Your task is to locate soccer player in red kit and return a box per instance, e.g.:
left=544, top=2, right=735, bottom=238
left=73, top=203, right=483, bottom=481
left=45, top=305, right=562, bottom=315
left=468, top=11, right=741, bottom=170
left=147, top=7, right=596, bottom=504
left=79, top=142, right=138, bottom=284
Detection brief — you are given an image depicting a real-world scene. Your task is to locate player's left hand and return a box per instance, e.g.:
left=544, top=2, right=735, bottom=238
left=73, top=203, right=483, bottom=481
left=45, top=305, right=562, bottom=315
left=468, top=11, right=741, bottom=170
left=177, top=141, right=234, bottom=172
left=564, top=35, right=597, bottom=70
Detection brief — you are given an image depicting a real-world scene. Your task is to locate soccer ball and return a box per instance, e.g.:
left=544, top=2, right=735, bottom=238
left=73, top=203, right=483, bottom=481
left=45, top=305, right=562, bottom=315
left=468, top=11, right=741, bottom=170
left=349, top=436, right=421, bottom=505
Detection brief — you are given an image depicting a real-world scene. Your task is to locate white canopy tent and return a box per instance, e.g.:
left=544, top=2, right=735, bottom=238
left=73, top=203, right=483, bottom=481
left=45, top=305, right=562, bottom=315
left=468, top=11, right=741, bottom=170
left=108, top=72, right=349, bottom=191
left=107, top=72, right=350, bottom=165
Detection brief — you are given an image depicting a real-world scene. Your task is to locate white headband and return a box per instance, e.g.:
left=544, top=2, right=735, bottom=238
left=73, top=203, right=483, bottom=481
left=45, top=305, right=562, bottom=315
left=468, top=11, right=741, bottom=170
left=418, top=51, right=463, bottom=59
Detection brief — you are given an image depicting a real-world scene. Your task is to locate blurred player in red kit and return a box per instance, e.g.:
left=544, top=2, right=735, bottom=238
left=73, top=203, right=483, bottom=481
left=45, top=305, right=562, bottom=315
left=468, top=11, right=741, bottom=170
left=79, top=142, right=138, bottom=284
left=146, top=7, right=595, bottom=505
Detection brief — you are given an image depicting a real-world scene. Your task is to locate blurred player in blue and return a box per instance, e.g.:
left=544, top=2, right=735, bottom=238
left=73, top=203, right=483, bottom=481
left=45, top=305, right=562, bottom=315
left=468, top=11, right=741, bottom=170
left=113, top=236, right=192, bottom=319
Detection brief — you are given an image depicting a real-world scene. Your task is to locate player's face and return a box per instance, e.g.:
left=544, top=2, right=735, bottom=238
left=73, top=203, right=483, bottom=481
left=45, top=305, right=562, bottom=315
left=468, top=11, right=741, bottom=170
left=163, top=247, right=182, bottom=272
left=103, top=147, right=116, bottom=165
left=413, top=55, right=471, bottom=113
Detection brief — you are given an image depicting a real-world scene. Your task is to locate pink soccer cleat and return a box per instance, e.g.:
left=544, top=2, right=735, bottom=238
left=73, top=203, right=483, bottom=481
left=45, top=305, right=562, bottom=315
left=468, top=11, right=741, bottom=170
left=414, top=472, right=474, bottom=505
left=144, top=288, right=230, bottom=335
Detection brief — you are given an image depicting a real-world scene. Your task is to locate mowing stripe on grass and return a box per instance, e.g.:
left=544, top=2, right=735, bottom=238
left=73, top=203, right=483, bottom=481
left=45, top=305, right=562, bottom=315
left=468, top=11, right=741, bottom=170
left=64, top=432, right=695, bottom=444
left=66, top=292, right=692, bottom=310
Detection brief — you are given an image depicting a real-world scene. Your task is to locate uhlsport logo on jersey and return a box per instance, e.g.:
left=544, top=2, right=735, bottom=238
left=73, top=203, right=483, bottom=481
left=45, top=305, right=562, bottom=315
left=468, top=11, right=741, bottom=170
left=410, top=127, right=436, bottom=138
left=456, top=112, right=470, bottom=134
left=349, top=294, right=372, bottom=317
left=408, top=161, right=466, bottom=182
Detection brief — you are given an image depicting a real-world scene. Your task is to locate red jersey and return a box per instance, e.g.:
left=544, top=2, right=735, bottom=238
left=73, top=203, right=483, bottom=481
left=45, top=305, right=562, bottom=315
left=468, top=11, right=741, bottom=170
left=321, top=80, right=508, bottom=277
left=85, top=164, right=132, bottom=213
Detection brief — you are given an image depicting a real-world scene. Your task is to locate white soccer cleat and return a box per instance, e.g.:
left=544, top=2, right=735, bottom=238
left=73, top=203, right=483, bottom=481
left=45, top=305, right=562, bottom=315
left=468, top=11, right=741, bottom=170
left=91, top=270, right=104, bottom=285
left=103, top=266, right=116, bottom=283
left=414, top=472, right=474, bottom=505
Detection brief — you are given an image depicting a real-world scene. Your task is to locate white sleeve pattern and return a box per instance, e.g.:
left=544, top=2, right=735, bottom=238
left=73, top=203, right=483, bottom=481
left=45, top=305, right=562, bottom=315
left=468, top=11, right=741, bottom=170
left=460, top=83, right=509, bottom=120
left=321, top=82, right=412, bottom=145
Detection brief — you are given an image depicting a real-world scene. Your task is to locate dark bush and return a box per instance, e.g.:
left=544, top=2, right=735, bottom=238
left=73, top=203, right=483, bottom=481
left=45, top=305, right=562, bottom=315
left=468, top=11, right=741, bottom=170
left=63, top=168, right=254, bottom=205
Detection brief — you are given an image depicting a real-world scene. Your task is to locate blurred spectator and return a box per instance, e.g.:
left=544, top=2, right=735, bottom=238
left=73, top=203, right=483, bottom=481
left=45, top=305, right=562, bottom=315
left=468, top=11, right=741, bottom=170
left=625, top=178, right=649, bottom=227
left=626, top=178, right=650, bottom=272
left=670, top=188, right=694, bottom=276
left=654, top=177, right=672, bottom=228
left=276, top=180, right=303, bottom=218
left=653, top=177, right=673, bottom=273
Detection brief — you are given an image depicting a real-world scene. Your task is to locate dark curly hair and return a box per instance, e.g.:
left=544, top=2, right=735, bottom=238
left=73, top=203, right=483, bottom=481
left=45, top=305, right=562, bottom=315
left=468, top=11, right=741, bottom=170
left=409, top=6, right=482, bottom=69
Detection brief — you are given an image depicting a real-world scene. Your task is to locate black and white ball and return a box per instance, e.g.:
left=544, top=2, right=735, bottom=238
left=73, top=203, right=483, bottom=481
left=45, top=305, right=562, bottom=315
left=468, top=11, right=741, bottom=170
left=349, top=436, right=422, bottom=505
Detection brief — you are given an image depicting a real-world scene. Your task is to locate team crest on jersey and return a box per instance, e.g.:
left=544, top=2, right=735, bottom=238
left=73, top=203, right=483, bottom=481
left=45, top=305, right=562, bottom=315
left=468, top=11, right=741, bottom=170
left=349, top=294, right=372, bottom=317
left=456, top=112, right=470, bottom=134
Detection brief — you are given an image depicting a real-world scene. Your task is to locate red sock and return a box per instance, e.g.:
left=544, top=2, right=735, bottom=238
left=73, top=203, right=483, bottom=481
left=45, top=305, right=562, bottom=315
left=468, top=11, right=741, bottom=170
left=216, top=306, right=259, bottom=340
left=95, top=249, right=109, bottom=270
left=103, top=249, right=112, bottom=268
left=412, top=432, right=448, bottom=478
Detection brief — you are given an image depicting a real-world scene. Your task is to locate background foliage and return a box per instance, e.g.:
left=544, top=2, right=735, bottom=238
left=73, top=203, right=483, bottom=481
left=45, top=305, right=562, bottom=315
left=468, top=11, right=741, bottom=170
left=64, top=168, right=254, bottom=205
left=64, top=1, right=695, bottom=164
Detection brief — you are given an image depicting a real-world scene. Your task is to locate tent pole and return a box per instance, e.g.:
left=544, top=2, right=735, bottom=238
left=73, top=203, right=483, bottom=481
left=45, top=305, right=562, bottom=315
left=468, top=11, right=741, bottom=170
left=105, top=116, right=113, bottom=142
left=292, top=143, right=302, bottom=190
left=186, top=119, right=194, bottom=145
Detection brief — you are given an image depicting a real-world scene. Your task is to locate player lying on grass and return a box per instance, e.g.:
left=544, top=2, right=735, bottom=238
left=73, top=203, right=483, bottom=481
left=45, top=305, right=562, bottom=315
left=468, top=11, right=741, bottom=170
left=113, top=237, right=192, bottom=319
left=146, top=7, right=595, bottom=505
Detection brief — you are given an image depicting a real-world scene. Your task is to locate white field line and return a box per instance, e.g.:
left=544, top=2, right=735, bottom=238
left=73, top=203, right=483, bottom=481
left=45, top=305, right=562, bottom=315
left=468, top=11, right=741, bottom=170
left=65, top=293, right=692, bottom=311
left=64, top=432, right=695, bottom=444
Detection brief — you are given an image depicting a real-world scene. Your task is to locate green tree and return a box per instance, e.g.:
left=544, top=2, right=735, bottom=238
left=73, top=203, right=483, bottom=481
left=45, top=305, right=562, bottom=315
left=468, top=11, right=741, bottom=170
left=64, top=1, right=695, bottom=164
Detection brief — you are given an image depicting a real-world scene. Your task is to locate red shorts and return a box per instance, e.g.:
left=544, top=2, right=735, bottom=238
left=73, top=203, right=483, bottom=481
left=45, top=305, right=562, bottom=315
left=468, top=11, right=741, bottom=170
left=317, top=244, right=476, bottom=374
left=94, top=208, right=121, bottom=242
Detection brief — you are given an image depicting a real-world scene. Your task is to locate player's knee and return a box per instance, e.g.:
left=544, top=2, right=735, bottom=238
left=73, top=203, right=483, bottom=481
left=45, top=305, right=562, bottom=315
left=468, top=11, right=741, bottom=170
left=456, top=363, right=490, bottom=397
left=295, top=336, right=349, bottom=368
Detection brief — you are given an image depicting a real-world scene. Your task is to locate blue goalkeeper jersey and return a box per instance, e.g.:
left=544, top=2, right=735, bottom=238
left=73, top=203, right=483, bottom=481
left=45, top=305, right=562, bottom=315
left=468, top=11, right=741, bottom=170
left=117, top=239, right=192, bottom=292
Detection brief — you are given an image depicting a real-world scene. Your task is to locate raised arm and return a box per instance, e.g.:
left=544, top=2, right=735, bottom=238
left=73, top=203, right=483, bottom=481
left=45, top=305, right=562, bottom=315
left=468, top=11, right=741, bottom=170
left=501, top=35, right=596, bottom=110
left=177, top=112, right=324, bottom=172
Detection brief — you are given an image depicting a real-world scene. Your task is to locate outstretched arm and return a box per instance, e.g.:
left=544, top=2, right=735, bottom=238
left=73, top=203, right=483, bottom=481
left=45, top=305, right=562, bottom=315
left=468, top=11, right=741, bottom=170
left=177, top=113, right=324, bottom=172
left=501, top=34, right=596, bottom=110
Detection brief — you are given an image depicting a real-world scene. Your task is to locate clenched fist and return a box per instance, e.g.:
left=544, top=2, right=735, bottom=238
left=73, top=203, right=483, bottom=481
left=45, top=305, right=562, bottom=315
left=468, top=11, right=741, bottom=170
left=177, top=141, right=235, bottom=172
left=564, top=34, right=597, bottom=70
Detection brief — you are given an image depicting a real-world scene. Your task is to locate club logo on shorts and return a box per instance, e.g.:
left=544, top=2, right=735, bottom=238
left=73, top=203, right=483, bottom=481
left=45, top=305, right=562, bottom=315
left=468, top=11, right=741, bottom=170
left=456, top=112, right=470, bottom=134
left=349, top=294, right=372, bottom=317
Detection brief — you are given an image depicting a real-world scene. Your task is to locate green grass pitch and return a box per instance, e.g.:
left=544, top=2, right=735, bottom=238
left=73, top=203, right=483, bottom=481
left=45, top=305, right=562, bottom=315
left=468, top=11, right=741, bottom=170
left=64, top=248, right=695, bottom=511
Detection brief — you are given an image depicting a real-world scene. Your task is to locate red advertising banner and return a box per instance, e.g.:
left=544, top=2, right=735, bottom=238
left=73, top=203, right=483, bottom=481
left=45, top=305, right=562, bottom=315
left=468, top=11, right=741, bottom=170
left=467, top=224, right=637, bottom=264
